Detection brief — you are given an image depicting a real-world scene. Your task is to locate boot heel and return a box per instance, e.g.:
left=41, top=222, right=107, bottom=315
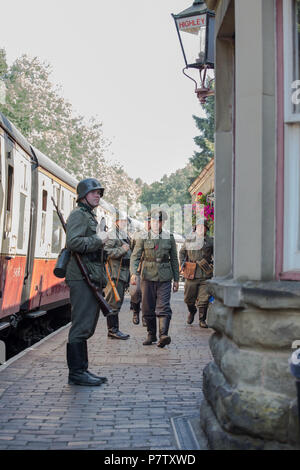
left=157, top=335, right=171, bottom=348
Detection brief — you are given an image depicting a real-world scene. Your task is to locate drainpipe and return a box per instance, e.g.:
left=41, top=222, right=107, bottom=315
left=289, top=348, right=300, bottom=438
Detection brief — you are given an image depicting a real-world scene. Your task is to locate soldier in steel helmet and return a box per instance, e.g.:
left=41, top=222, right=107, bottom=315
left=65, top=178, right=109, bottom=386
left=130, top=208, right=179, bottom=348
left=179, top=218, right=213, bottom=328
left=129, top=212, right=151, bottom=326
left=103, top=210, right=131, bottom=340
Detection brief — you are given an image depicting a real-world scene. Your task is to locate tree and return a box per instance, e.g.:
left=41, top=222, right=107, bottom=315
left=189, top=95, right=214, bottom=172
left=0, top=51, right=141, bottom=206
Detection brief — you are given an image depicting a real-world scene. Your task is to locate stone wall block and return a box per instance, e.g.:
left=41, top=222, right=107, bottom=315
left=203, top=360, right=292, bottom=443
left=209, top=332, right=263, bottom=387
left=232, top=309, right=300, bottom=349
left=207, top=298, right=233, bottom=337
left=263, top=354, right=296, bottom=398
left=200, top=396, right=299, bottom=450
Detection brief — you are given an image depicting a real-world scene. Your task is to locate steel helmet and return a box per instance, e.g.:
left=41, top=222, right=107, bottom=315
left=76, top=178, right=104, bottom=202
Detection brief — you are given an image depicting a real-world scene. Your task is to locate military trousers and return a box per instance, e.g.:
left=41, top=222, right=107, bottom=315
left=141, top=279, right=172, bottom=320
left=184, top=278, right=210, bottom=309
left=129, top=274, right=142, bottom=304
left=67, top=280, right=101, bottom=343
left=104, top=279, right=127, bottom=315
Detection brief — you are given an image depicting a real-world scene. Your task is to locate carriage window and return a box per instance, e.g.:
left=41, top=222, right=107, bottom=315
left=41, top=189, right=47, bottom=245
left=6, top=165, right=13, bottom=212
left=17, top=193, right=26, bottom=250
left=52, top=211, right=62, bottom=253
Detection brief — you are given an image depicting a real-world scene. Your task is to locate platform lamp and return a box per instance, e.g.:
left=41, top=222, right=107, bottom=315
left=172, top=0, right=215, bottom=104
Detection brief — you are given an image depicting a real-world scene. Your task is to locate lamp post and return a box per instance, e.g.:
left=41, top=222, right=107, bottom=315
left=172, top=0, right=215, bottom=104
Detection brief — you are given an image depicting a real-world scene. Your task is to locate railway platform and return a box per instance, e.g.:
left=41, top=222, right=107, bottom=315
left=0, top=288, right=212, bottom=450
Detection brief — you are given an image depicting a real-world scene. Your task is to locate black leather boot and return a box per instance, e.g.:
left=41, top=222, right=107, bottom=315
left=187, top=304, right=197, bottom=324
left=199, top=306, right=208, bottom=328
left=107, top=314, right=130, bottom=340
left=143, top=317, right=157, bottom=345
left=81, top=340, right=107, bottom=383
left=157, top=316, right=171, bottom=348
left=132, top=302, right=140, bottom=325
left=67, top=342, right=103, bottom=386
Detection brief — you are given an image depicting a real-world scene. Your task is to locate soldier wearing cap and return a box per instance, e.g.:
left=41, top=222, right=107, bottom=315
left=65, top=178, right=108, bottom=386
left=103, top=210, right=131, bottom=340
left=130, top=209, right=180, bottom=348
left=179, top=218, right=213, bottom=328
left=129, top=212, right=151, bottom=326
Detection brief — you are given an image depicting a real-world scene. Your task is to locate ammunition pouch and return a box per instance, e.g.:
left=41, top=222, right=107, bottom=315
left=197, top=258, right=213, bottom=277
left=121, top=258, right=130, bottom=267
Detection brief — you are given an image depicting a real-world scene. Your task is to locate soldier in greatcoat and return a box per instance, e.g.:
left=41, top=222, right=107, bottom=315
left=65, top=178, right=108, bottom=386
left=179, top=219, right=213, bottom=328
left=130, top=209, right=179, bottom=348
left=104, top=211, right=131, bottom=340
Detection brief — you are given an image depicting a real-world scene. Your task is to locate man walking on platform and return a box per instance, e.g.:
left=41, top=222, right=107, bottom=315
left=104, top=211, right=131, bottom=340
left=65, top=178, right=108, bottom=386
left=130, top=209, right=179, bottom=348
left=179, top=219, right=213, bottom=328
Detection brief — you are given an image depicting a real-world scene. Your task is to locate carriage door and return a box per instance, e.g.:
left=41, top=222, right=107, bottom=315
left=0, top=138, right=31, bottom=318
left=29, top=171, right=53, bottom=310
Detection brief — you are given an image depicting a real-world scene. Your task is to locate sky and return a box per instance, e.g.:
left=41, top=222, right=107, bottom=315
left=1, top=0, right=204, bottom=184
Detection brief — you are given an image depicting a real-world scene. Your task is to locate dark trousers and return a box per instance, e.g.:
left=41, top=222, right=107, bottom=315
left=67, top=280, right=100, bottom=343
left=141, top=279, right=172, bottom=320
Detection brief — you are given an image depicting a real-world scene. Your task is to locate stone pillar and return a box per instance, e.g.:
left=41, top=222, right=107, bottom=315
left=201, top=0, right=300, bottom=450
left=201, top=279, right=300, bottom=449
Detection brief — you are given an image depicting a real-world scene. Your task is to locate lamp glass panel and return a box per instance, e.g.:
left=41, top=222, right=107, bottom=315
left=176, top=13, right=207, bottom=66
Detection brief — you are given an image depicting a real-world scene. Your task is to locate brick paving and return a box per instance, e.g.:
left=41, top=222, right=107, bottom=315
left=0, top=288, right=212, bottom=450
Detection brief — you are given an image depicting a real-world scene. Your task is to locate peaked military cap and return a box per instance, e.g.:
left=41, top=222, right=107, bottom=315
left=150, top=208, right=168, bottom=222
left=76, top=178, right=104, bottom=202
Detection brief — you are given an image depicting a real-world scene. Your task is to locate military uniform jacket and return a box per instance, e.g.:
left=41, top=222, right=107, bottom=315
left=179, top=234, right=214, bottom=280
left=104, top=228, right=132, bottom=284
left=65, top=202, right=106, bottom=284
left=130, top=230, right=180, bottom=283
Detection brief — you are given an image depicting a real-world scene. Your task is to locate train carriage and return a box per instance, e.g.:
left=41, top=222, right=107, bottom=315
left=0, top=111, right=185, bottom=339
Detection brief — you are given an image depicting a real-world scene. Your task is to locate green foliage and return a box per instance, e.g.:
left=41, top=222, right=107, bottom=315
left=189, top=95, right=214, bottom=172
left=0, top=50, right=141, bottom=205
left=139, top=164, right=197, bottom=209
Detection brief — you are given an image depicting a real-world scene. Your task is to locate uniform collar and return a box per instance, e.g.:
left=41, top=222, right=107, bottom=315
left=78, top=201, right=96, bottom=216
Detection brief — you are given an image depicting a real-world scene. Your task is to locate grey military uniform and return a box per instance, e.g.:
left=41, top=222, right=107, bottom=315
left=65, top=202, right=106, bottom=343
left=104, top=228, right=132, bottom=315
left=130, top=229, right=179, bottom=320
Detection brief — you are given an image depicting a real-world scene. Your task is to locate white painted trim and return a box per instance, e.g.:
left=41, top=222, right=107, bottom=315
left=283, top=123, right=300, bottom=270
left=283, top=0, right=300, bottom=122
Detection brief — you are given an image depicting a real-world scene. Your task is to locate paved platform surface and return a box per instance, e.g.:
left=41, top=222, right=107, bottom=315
left=0, top=289, right=212, bottom=450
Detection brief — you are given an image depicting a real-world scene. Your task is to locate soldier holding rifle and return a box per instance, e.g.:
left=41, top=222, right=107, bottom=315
left=64, top=178, right=109, bottom=386
left=104, top=210, right=131, bottom=340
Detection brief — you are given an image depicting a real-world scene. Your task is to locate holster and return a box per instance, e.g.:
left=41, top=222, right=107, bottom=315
left=182, top=261, right=197, bottom=280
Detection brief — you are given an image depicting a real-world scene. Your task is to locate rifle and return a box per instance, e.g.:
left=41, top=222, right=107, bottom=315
left=51, top=197, right=112, bottom=317
left=105, top=262, right=121, bottom=302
